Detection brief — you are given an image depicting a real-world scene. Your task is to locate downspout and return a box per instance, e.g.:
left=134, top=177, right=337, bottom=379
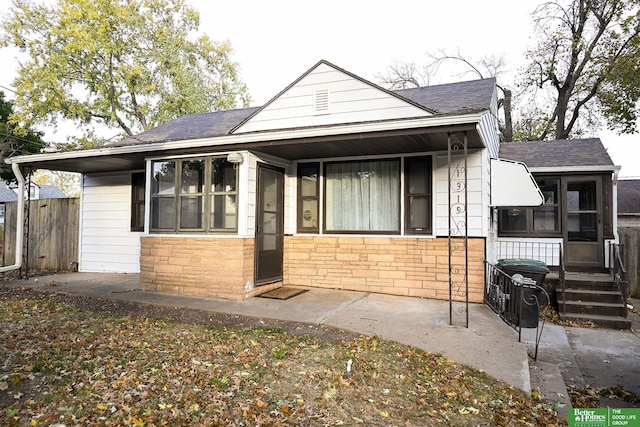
left=0, top=162, right=25, bottom=272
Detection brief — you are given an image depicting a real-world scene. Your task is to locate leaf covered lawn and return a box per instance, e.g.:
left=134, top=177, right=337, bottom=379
left=0, top=288, right=565, bottom=426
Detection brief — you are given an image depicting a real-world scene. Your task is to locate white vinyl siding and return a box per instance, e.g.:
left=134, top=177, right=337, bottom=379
left=80, top=172, right=141, bottom=273
left=478, top=109, right=500, bottom=158
left=434, top=150, right=486, bottom=237
left=233, top=62, right=431, bottom=134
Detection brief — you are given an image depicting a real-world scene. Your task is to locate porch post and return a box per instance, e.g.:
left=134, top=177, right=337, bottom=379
left=448, top=132, right=469, bottom=327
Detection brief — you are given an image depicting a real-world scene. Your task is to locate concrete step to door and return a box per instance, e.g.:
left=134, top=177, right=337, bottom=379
left=558, top=288, right=623, bottom=304
left=558, top=300, right=627, bottom=317
left=562, top=279, right=618, bottom=292
left=558, top=312, right=632, bottom=329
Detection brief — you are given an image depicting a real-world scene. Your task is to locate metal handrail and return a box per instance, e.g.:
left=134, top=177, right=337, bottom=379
left=484, top=260, right=550, bottom=360
left=611, top=243, right=628, bottom=318
left=559, top=244, right=566, bottom=315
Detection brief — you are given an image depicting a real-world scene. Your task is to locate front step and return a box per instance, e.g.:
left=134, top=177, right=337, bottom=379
left=551, top=273, right=631, bottom=329
left=557, top=312, right=631, bottom=329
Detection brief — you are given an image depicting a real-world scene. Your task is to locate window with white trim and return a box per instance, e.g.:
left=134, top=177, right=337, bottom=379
left=151, top=156, right=238, bottom=233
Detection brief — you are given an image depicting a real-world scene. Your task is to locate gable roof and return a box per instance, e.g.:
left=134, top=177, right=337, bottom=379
left=114, top=62, right=496, bottom=147
left=499, top=138, right=616, bottom=171
left=618, top=179, right=640, bottom=214
left=230, top=60, right=435, bottom=134
left=6, top=60, right=498, bottom=174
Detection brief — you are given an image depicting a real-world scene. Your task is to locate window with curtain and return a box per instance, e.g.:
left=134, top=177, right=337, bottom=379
left=151, top=156, right=238, bottom=233
left=324, top=159, right=400, bottom=233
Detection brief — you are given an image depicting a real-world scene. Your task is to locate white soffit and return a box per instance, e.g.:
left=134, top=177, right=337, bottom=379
left=232, top=61, right=432, bottom=134
left=490, top=158, right=544, bottom=207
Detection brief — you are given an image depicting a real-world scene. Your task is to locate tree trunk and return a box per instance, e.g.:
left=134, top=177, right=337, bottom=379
left=502, top=88, right=513, bottom=142
left=555, top=88, right=570, bottom=139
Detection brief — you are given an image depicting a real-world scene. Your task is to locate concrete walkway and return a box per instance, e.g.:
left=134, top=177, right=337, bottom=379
left=522, top=302, right=640, bottom=416
left=3, top=272, right=532, bottom=394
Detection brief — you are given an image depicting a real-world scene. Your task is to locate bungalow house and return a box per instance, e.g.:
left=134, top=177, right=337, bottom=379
left=2, top=60, right=621, bottom=317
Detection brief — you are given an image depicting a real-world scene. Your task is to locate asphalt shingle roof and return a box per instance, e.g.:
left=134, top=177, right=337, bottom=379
left=112, top=78, right=496, bottom=147
left=0, top=183, right=18, bottom=202
left=0, top=183, right=66, bottom=201
left=396, top=78, right=496, bottom=115
left=115, top=107, right=260, bottom=147
left=617, top=179, right=640, bottom=214
left=38, top=185, right=67, bottom=199
left=499, top=138, right=615, bottom=169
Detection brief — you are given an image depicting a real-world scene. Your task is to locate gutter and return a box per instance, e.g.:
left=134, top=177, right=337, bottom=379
left=528, top=165, right=621, bottom=173
left=0, top=162, right=24, bottom=272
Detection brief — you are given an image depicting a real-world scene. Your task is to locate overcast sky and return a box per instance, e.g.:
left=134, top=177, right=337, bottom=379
left=0, top=0, right=638, bottom=177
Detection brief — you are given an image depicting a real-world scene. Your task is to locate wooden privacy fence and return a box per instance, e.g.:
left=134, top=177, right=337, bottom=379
left=2, top=198, right=79, bottom=273
left=618, top=227, right=639, bottom=298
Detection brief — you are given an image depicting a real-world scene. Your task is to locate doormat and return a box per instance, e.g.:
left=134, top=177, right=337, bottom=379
left=258, top=287, right=308, bottom=300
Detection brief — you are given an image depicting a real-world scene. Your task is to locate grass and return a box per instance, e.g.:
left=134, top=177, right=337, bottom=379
left=0, top=291, right=565, bottom=426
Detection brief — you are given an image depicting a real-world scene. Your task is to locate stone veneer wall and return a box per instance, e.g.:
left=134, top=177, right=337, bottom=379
left=140, top=236, right=278, bottom=300
left=140, top=235, right=486, bottom=302
left=284, top=236, right=486, bottom=303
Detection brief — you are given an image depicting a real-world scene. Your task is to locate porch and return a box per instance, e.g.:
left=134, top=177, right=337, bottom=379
left=487, top=241, right=630, bottom=330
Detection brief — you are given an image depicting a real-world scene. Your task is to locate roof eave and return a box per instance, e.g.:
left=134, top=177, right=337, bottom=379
left=528, top=165, right=621, bottom=173
left=5, top=112, right=486, bottom=166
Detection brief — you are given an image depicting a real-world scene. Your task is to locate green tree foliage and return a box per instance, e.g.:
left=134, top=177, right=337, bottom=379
left=518, top=0, right=640, bottom=140
left=1, top=0, right=250, bottom=146
left=0, top=91, right=45, bottom=182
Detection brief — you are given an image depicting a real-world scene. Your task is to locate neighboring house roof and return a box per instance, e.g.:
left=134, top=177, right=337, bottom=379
left=499, top=138, right=615, bottom=170
left=38, top=185, right=67, bottom=199
left=0, top=182, right=66, bottom=201
left=617, top=179, right=640, bottom=214
left=0, top=183, right=18, bottom=202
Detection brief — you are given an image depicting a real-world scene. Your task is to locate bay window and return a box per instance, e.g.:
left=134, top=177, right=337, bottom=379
left=151, top=156, right=237, bottom=233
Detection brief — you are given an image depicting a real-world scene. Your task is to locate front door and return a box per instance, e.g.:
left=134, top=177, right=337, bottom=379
left=255, top=164, right=284, bottom=285
left=563, top=177, right=603, bottom=269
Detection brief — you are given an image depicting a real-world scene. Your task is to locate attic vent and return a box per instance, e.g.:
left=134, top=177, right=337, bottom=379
left=314, top=89, right=329, bottom=114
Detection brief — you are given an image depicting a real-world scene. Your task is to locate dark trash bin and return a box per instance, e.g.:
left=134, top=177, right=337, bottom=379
left=497, top=259, right=549, bottom=328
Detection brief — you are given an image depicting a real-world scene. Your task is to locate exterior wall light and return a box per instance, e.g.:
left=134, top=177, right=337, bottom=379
left=227, top=152, right=244, bottom=165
